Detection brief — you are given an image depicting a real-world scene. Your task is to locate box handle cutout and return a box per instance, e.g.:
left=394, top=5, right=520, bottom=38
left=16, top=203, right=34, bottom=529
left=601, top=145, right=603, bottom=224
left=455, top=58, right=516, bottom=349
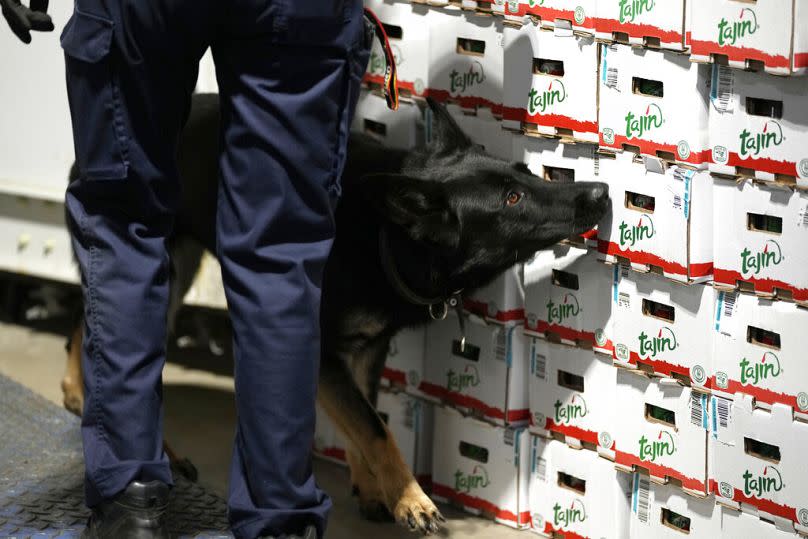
left=452, top=340, right=480, bottom=362
left=661, top=508, right=691, bottom=534
left=625, top=191, right=655, bottom=213
left=642, top=299, right=676, bottom=323
left=747, top=213, right=782, bottom=235
left=746, top=97, right=783, bottom=119
left=459, top=441, right=489, bottom=463
left=382, top=23, right=403, bottom=40
left=363, top=119, right=387, bottom=138
left=457, top=38, right=486, bottom=56
left=551, top=269, right=579, bottom=290
left=747, top=326, right=781, bottom=350
left=533, top=58, right=565, bottom=76
left=557, top=471, right=586, bottom=494
left=645, top=403, right=676, bottom=427
left=632, top=77, right=664, bottom=98
left=744, top=437, right=781, bottom=463
left=557, top=370, right=585, bottom=392
left=545, top=166, right=575, bottom=183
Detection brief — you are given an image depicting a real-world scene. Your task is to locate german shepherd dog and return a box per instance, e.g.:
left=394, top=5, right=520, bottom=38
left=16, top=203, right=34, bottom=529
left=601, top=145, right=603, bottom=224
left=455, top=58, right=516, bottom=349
left=62, top=94, right=609, bottom=534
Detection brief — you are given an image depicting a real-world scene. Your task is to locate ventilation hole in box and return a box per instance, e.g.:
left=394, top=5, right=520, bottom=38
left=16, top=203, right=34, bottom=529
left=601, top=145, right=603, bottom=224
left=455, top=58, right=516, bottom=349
left=747, top=213, right=782, bottom=234
left=552, top=269, right=579, bottom=290
left=558, top=471, right=586, bottom=495
left=747, top=326, right=780, bottom=349
left=632, top=77, right=664, bottom=98
left=382, top=23, right=403, bottom=40
left=533, top=58, right=565, bottom=76
left=451, top=340, right=480, bottom=361
left=744, top=437, right=781, bottom=463
left=363, top=119, right=387, bottom=138
left=459, top=441, right=489, bottom=463
left=457, top=37, right=486, bottom=56
left=545, top=166, right=575, bottom=183
left=661, top=508, right=691, bottom=534
left=557, top=370, right=585, bottom=392
left=746, top=97, right=783, bottom=119
left=625, top=191, right=655, bottom=213
left=642, top=299, right=675, bottom=322
left=645, top=403, right=676, bottom=427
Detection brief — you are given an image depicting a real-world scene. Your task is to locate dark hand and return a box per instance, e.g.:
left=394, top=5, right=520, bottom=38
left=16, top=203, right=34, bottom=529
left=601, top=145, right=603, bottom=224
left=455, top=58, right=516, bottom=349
left=1, top=0, right=53, bottom=44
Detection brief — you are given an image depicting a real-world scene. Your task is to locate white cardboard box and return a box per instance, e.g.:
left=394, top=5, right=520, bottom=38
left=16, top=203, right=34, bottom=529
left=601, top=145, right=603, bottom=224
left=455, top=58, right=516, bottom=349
left=710, top=395, right=808, bottom=534
left=445, top=102, right=515, bottom=160
left=713, top=290, right=808, bottom=420
left=708, top=66, right=808, bottom=185
left=528, top=339, right=617, bottom=456
left=596, top=151, right=714, bottom=283
left=363, top=0, right=431, bottom=98
left=314, top=404, right=347, bottom=466
left=712, top=178, right=808, bottom=305
left=613, top=369, right=710, bottom=496
left=721, top=504, right=803, bottom=538
left=503, top=0, right=597, bottom=35
left=432, top=405, right=531, bottom=528
left=351, top=90, right=423, bottom=150
left=503, top=23, right=599, bottom=142
left=598, top=44, right=711, bottom=167
left=423, top=311, right=530, bottom=426
left=691, top=0, right=808, bottom=75
left=629, top=475, right=721, bottom=538
left=381, top=326, right=428, bottom=396
left=376, top=390, right=434, bottom=487
left=595, top=0, right=688, bottom=51
left=529, top=437, right=632, bottom=538
left=612, top=268, right=715, bottom=390
left=524, top=244, right=613, bottom=353
left=426, top=8, right=505, bottom=115
left=463, top=264, right=526, bottom=324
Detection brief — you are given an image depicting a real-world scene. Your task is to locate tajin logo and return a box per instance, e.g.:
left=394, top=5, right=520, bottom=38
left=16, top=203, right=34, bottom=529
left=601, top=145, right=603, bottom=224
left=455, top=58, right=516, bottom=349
left=546, top=293, right=581, bottom=324
left=740, top=240, right=783, bottom=276
left=447, top=365, right=481, bottom=392
left=528, top=0, right=545, bottom=6
left=619, top=214, right=655, bottom=247
left=639, top=431, right=676, bottom=462
left=554, top=395, right=588, bottom=425
left=743, top=465, right=784, bottom=498
left=455, top=465, right=491, bottom=493
left=740, top=121, right=784, bottom=158
left=638, top=327, right=678, bottom=358
left=718, top=8, right=759, bottom=46
left=553, top=499, right=587, bottom=527
left=625, top=104, right=663, bottom=139
left=450, top=61, right=486, bottom=94
left=619, top=0, right=655, bottom=23
left=528, top=80, right=567, bottom=115
left=739, top=352, right=782, bottom=386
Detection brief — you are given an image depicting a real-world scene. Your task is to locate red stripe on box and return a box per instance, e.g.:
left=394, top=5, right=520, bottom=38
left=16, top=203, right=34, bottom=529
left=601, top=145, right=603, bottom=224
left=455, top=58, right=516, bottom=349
left=711, top=377, right=799, bottom=411
left=690, top=40, right=791, bottom=69
left=502, top=107, right=598, bottom=135
left=419, top=382, right=530, bottom=423
left=597, top=239, right=714, bottom=278
left=463, top=299, right=525, bottom=323
left=594, top=18, right=684, bottom=45
left=795, top=52, right=808, bottom=68
left=722, top=150, right=797, bottom=177
left=710, top=481, right=798, bottom=523
left=621, top=350, right=702, bottom=385
left=713, top=268, right=808, bottom=303
left=541, top=521, right=587, bottom=539
left=615, top=449, right=706, bottom=492
left=524, top=320, right=615, bottom=353
left=543, top=419, right=604, bottom=447
left=432, top=483, right=531, bottom=524
left=600, top=134, right=710, bottom=165
left=383, top=367, right=407, bottom=386
left=426, top=88, right=504, bottom=116
left=506, top=4, right=595, bottom=28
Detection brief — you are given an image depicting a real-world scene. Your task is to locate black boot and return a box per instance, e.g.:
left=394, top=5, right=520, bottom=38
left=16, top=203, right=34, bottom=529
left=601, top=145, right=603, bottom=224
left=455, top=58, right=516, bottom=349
left=260, top=524, right=318, bottom=539
left=81, top=480, right=170, bottom=539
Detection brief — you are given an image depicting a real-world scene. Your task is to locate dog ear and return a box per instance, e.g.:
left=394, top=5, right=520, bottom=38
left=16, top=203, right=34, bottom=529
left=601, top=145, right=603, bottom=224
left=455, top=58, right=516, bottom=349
left=360, top=173, right=460, bottom=249
left=426, top=97, right=473, bottom=154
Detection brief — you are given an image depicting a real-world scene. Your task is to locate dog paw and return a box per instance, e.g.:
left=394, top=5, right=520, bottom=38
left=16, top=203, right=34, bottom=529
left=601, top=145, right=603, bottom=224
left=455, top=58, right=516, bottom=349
left=392, top=481, right=445, bottom=535
left=61, top=377, right=84, bottom=416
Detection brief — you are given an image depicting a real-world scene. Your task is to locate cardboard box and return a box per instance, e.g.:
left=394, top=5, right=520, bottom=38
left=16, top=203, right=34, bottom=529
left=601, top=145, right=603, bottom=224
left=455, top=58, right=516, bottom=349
left=528, top=339, right=617, bottom=456
left=598, top=44, right=711, bottom=167
left=463, top=264, right=525, bottom=323
left=363, top=0, right=431, bottom=99
left=708, top=66, right=808, bottom=184
left=594, top=0, right=688, bottom=51
left=523, top=244, right=614, bottom=353
left=377, top=390, right=434, bottom=487
left=596, top=151, right=714, bottom=283
left=721, top=505, right=803, bottom=538
left=381, top=326, right=428, bottom=396
left=432, top=405, right=531, bottom=528
left=712, top=290, right=808, bottom=420
left=712, top=178, right=808, bottom=305
left=691, top=0, right=808, bottom=75
left=502, top=23, right=599, bottom=142
left=503, top=0, right=597, bottom=35
left=710, top=394, right=808, bottom=534
left=629, top=475, right=721, bottom=538
left=445, top=102, right=516, bottom=160
left=529, top=437, right=632, bottom=538
left=314, top=405, right=347, bottom=465
left=423, top=310, right=529, bottom=426
left=612, top=369, right=710, bottom=496
left=351, top=90, right=424, bottom=150
left=426, top=8, right=505, bottom=115
left=612, top=268, right=715, bottom=390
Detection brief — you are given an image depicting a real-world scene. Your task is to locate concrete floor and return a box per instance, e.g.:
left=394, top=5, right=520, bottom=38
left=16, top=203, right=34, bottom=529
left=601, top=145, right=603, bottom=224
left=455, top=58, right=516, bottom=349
left=0, top=312, right=525, bottom=539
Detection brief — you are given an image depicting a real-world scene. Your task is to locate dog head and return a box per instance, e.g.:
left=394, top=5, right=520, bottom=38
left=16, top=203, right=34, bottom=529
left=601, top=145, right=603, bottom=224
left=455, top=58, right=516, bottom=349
left=362, top=99, right=610, bottom=287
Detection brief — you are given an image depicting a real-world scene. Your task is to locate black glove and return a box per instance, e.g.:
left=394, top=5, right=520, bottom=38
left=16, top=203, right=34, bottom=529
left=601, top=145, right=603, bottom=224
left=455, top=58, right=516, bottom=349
left=1, top=0, right=53, bottom=44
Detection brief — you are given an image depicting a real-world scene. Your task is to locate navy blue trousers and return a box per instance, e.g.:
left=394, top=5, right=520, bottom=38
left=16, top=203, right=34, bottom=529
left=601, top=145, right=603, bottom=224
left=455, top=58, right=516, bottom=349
left=60, top=1, right=369, bottom=536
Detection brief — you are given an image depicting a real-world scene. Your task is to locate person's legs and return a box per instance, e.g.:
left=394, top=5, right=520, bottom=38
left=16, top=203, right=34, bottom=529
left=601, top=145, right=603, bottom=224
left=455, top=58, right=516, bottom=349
left=61, top=0, right=213, bottom=507
left=211, top=2, right=370, bottom=537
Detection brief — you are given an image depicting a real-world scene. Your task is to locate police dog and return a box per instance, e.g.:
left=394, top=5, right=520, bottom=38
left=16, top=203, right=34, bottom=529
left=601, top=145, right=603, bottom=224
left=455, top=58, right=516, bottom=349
left=62, top=94, right=609, bottom=535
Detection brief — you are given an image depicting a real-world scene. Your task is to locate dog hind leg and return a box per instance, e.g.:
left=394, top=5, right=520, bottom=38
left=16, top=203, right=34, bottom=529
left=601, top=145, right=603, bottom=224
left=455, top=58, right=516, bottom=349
left=62, top=321, right=85, bottom=416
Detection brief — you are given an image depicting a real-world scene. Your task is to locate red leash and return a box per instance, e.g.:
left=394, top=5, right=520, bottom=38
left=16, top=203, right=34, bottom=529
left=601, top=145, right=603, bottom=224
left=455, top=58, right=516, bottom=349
left=363, top=7, right=399, bottom=111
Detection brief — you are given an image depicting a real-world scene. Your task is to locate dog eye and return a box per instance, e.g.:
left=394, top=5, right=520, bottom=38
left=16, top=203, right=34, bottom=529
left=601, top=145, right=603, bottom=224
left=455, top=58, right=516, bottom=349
left=506, top=191, right=523, bottom=206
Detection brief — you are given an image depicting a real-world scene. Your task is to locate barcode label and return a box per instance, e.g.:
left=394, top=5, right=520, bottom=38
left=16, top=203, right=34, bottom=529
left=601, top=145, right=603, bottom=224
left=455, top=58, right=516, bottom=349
left=800, top=205, right=808, bottom=227
left=535, top=456, right=548, bottom=481
left=715, top=396, right=732, bottom=429
left=606, top=67, right=619, bottom=89
left=713, top=65, right=734, bottom=113
left=403, top=400, right=416, bottom=429
left=690, top=392, right=705, bottom=427
left=633, top=473, right=651, bottom=524
left=495, top=328, right=507, bottom=362
left=618, top=292, right=631, bottom=309
left=722, top=292, right=737, bottom=319
left=621, top=264, right=630, bottom=278
left=504, top=427, right=516, bottom=446
left=594, top=151, right=600, bottom=176
left=673, top=195, right=682, bottom=211
left=533, top=352, right=548, bottom=380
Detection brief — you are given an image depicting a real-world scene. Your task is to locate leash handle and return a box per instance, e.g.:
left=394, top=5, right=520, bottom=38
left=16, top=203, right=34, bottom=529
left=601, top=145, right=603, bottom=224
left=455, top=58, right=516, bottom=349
left=363, top=7, right=399, bottom=111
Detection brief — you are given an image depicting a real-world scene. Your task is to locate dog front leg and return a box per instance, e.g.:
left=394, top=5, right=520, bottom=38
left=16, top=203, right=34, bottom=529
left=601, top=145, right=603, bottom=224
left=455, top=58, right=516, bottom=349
left=62, top=321, right=85, bottom=416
